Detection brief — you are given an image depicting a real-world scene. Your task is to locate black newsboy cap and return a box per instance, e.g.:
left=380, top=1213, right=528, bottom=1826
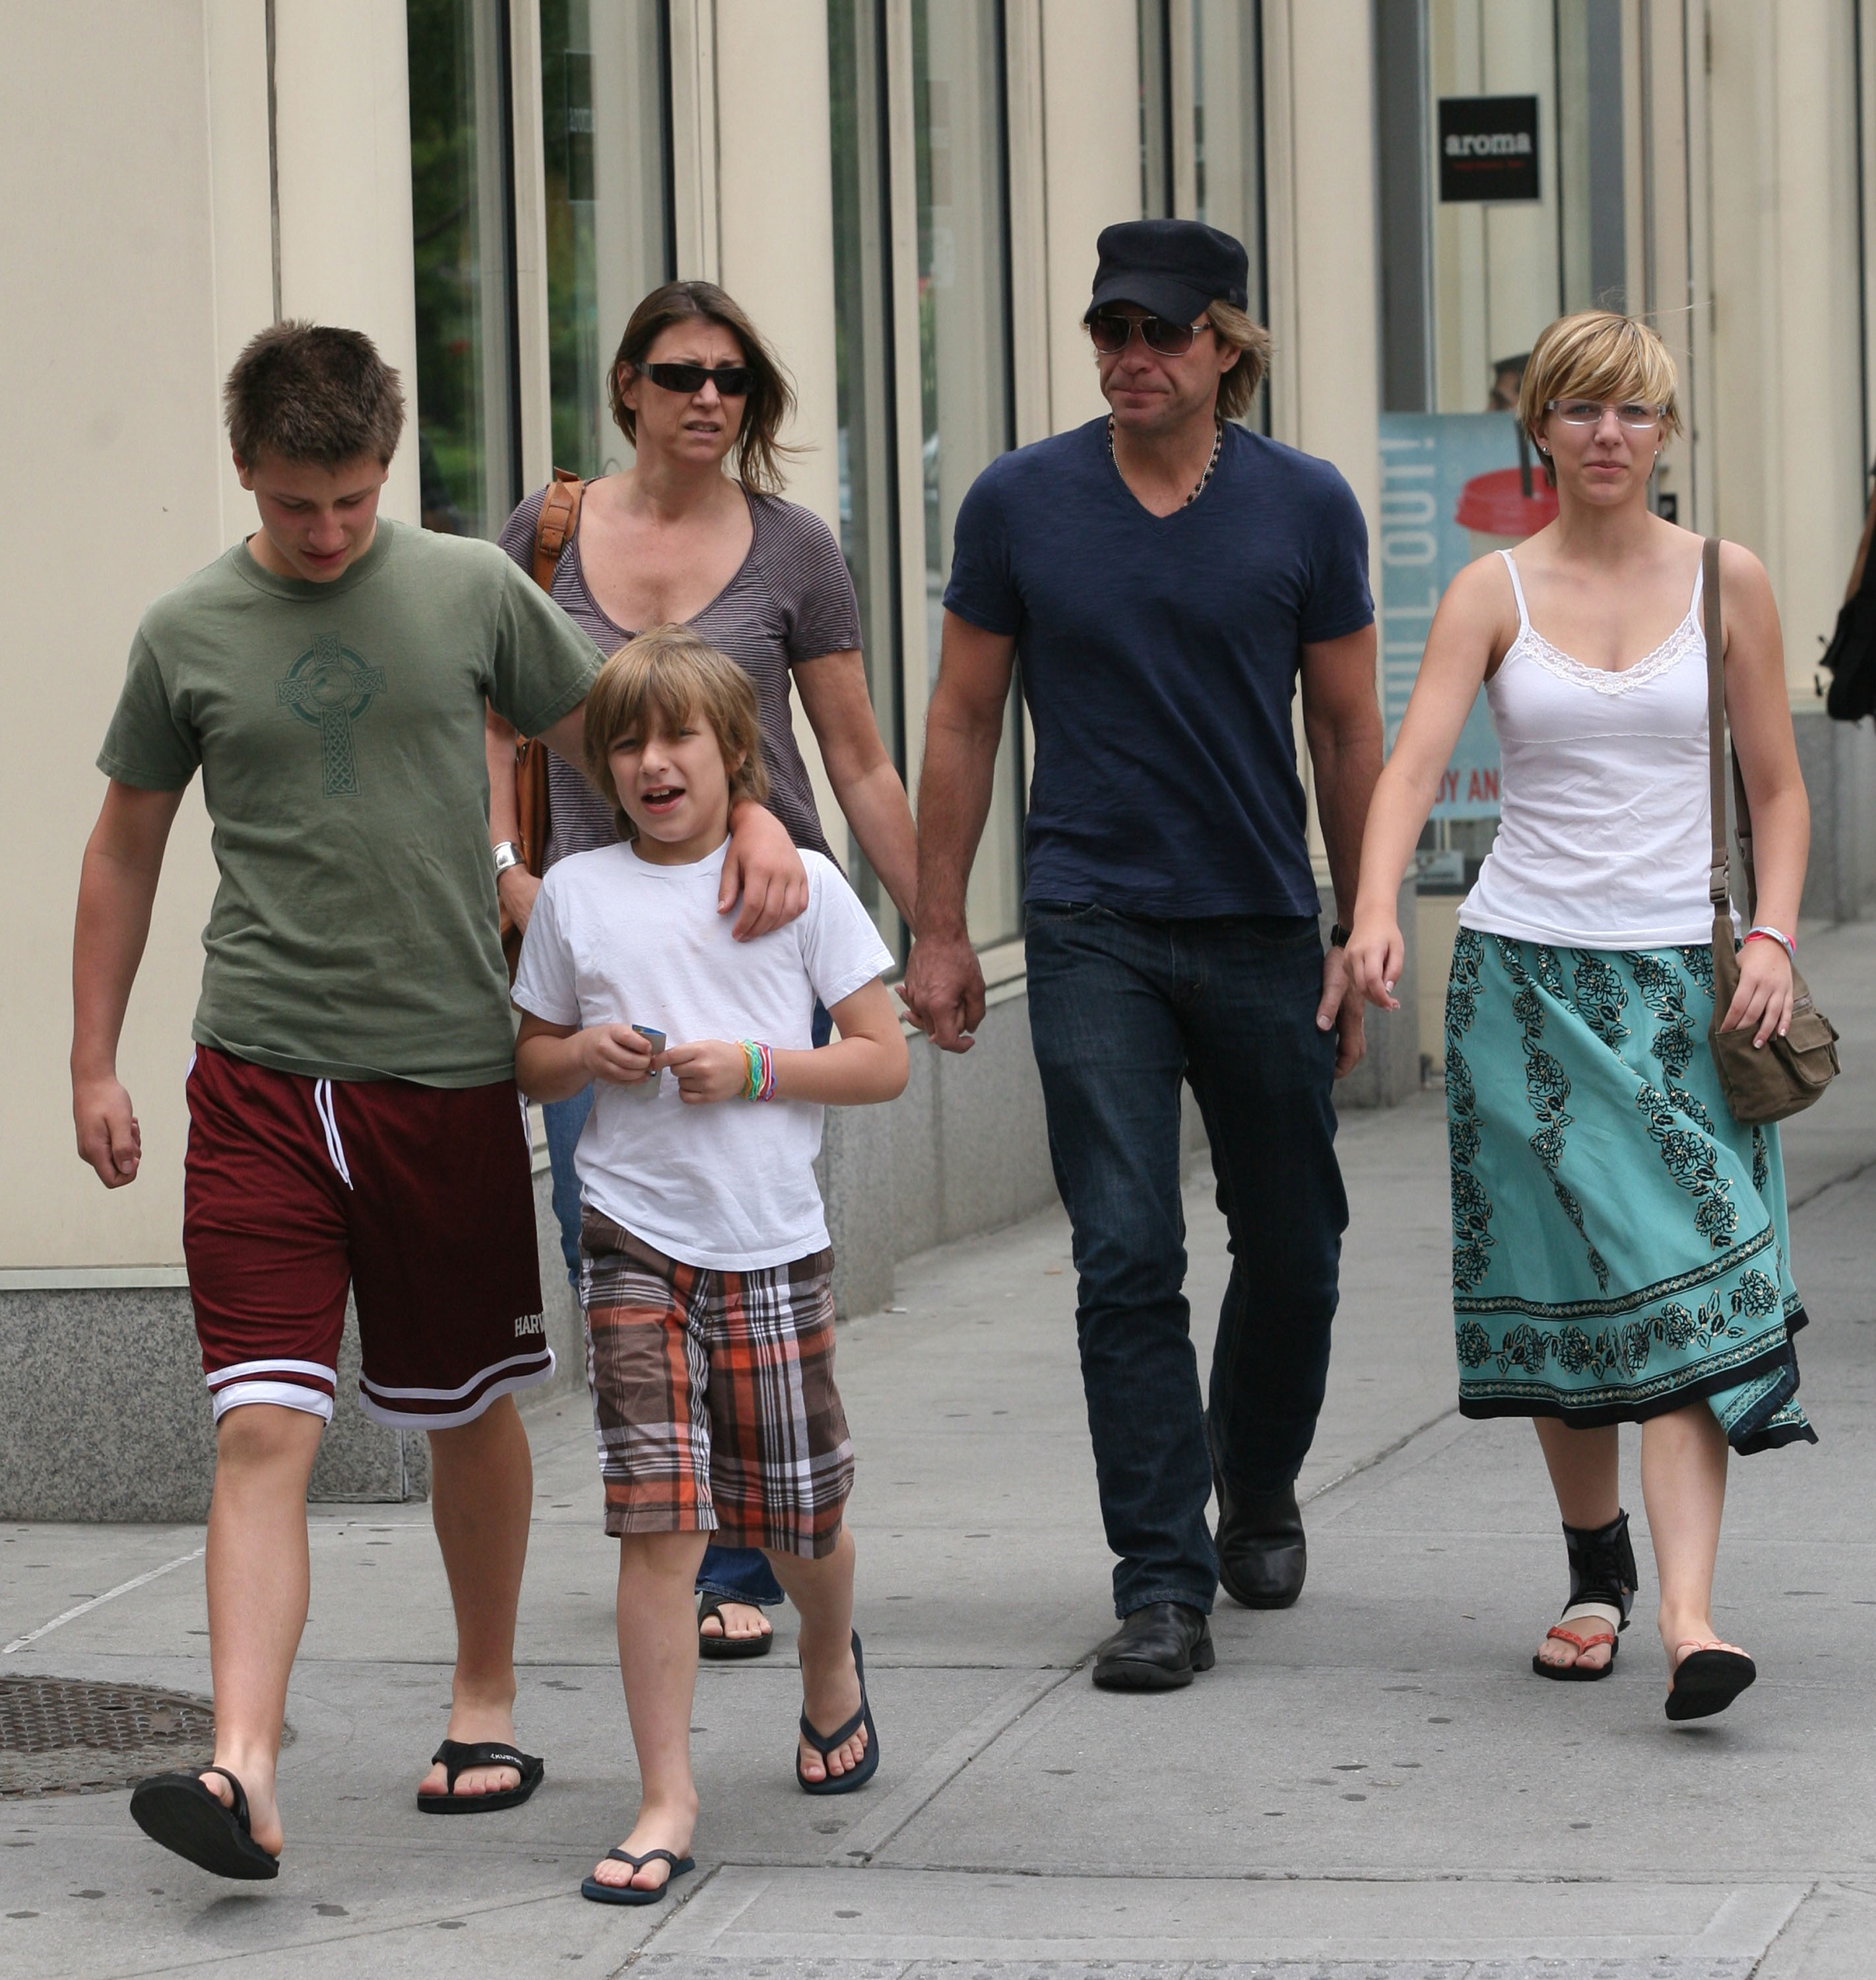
left=1085, top=218, right=1249, bottom=323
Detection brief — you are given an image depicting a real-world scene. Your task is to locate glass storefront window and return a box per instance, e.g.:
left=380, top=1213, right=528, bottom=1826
left=1376, top=1, right=1590, bottom=888
left=1140, top=1, right=1269, bottom=427
left=828, top=0, right=905, bottom=956
left=912, top=0, right=1024, bottom=947
left=539, top=0, right=673, bottom=481
left=407, top=0, right=521, bottom=537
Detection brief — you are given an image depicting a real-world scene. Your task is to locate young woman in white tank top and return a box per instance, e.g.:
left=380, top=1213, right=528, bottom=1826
left=1347, top=312, right=1813, bottom=1726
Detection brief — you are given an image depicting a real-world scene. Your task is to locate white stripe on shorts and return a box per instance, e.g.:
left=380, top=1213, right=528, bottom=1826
left=358, top=1346, right=553, bottom=1404
left=209, top=1378, right=335, bottom=1424
left=205, top=1356, right=338, bottom=1389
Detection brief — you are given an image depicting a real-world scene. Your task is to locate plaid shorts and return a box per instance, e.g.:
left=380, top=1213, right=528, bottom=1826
left=577, top=1210, right=853, bottom=1554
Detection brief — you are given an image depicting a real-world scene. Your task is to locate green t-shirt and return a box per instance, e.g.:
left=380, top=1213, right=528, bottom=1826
left=98, top=519, right=603, bottom=1086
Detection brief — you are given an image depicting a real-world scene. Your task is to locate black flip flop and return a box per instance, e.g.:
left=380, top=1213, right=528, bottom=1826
left=416, top=1739, right=544, bottom=1814
left=1666, top=1645, right=1757, bottom=1722
left=129, top=1766, right=279, bottom=1880
left=580, top=1846, right=695, bottom=1905
left=796, top=1629, right=880, bottom=1796
left=698, top=1590, right=774, bottom=1661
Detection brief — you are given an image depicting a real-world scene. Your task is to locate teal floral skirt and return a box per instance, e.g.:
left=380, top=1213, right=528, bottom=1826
left=1445, top=929, right=1814, bottom=1455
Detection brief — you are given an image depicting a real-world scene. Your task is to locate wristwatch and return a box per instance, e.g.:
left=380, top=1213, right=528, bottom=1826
left=492, top=840, right=525, bottom=876
left=1328, top=923, right=1350, bottom=948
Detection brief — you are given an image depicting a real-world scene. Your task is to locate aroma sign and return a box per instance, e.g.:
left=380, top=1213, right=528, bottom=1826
left=1437, top=95, right=1541, bottom=203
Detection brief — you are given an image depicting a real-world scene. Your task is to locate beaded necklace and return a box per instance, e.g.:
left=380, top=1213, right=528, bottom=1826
left=1107, top=413, right=1225, bottom=508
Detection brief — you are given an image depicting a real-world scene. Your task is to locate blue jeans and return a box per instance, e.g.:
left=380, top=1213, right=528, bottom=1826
left=543, top=1006, right=831, bottom=1614
left=1025, top=904, right=1347, bottom=1619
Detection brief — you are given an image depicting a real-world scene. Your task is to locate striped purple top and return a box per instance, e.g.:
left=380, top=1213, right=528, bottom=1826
left=498, top=483, right=862, bottom=869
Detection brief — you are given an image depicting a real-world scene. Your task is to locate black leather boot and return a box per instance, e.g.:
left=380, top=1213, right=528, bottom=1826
left=1213, top=1466, right=1307, bottom=1609
left=1090, top=1601, right=1215, bottom=1691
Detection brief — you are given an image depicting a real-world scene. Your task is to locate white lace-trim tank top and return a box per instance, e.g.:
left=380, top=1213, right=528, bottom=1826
left=1456, top=548, right=1720, bottom=948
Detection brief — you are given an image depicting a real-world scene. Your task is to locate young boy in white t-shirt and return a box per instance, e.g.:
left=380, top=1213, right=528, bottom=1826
left=511, top=626, right=907, bottom=1905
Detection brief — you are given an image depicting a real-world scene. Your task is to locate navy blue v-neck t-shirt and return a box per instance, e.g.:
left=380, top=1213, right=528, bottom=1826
left=944, top=417, right=1373, bottom=918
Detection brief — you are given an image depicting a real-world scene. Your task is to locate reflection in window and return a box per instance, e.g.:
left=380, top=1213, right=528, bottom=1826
left=828, top=0, right=905, bottom=956
left=912, top=0, right=1024, bottom=947
left=1425, top=0, right=1559, bottom=413
left=407, top=0, right=520, bottom=537
left=1139, top=1, right=1268, bottom=428
left=1186, top=0, right=1266, bottom=428
left=540, top=0, right=673, bottom=481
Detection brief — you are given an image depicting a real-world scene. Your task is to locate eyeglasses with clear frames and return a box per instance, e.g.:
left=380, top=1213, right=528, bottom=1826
left=1545, top=399, right=1666, bottom=430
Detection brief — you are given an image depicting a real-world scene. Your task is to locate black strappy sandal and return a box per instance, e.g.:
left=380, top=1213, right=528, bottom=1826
left=129, top=1766, right=280, bottom=1880
left=416, top=1738, right=544, bottom=1813
left=1532, top=1509, right=1638, bottom=1683
left=796, top=1628, right=880, bottom=1795
left=580, top=1845, right=695, bottom=1905
left=698, top=1590, right=774, bottom=1661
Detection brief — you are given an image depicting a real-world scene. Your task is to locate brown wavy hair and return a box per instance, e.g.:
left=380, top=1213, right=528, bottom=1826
left=583, top=625, right=770, bottom=842
left=607, top=280, right=800, bottom=494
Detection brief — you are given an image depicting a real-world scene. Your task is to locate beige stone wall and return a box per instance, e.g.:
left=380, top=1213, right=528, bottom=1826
left=1707, top=1, right=1867, bottom=700
left=1, top=0, right=420, bottom=1276
left=3, top=3, right=259, bottom=1276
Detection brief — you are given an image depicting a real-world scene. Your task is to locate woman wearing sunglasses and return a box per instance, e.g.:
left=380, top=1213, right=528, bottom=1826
left=489, top=280, right=918, bottom=1659
left=1347, top=310, right=1813, bottom=1723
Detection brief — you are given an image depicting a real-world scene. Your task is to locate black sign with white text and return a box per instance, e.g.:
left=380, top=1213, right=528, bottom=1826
left=1438, top=96, right=1541, bottom=203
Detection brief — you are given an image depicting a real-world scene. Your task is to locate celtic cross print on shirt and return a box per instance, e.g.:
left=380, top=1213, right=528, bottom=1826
left=278, top=634, right=386, bottom=795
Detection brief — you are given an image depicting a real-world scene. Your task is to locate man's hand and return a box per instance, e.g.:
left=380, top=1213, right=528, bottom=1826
left=576, top=1023, right=654, bottom=1086
left=722, top=801, right=809, bottom=940
left=1314, top=943, right=1368, bottom=1079
left=497, top=865, right=542, bottom=935
left=75, top=1073, right=143, bottom=1188
left=657, top=1039, right=750, bottom=1104
left=899, top=929, right=986, bottom=1053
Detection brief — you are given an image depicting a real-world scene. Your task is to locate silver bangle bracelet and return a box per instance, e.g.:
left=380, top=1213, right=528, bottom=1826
left=492, top=840, right=525, bottom=876
left=1746, top=923, right=1795, bottom=961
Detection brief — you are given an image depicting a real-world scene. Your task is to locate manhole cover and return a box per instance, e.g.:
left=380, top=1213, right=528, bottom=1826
left=0, top=1677, right=288, bottom=1798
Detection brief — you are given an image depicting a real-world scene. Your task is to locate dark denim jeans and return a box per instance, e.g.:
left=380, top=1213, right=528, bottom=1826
left=547, top=1082, right=785, bottom=1610
left=1025, top=903, right=1347, bottom=1619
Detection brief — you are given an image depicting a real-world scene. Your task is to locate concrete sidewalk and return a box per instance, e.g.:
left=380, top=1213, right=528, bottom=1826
left=3, top=921, right=1873, bottom=1979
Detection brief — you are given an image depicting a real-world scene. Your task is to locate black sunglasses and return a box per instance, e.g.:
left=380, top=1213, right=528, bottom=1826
left=1087, top=312, right=1210, bottom=356
left=642, top=361, right=753, bottom=397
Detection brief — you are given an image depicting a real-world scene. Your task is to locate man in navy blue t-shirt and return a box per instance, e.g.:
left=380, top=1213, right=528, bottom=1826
left=903, top=219, right=1383, bottom=1690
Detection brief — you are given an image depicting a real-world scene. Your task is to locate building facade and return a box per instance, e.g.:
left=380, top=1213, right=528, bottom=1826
left=2, top=0, right=1871, bottom=1513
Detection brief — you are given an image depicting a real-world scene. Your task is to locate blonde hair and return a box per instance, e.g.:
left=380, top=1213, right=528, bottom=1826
left=1206, top=300, right=1273, bottom=421
left=583, top=626, right=770, bottom=843
left=1518, top=310, right=1683, bottom=445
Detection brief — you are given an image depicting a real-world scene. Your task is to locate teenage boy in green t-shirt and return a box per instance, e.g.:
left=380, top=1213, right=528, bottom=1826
left=71, top=323, right=807, bottom=1881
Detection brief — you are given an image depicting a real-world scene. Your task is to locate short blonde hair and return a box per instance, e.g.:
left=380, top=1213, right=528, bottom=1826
left=583, top=625, right=770, bottom=843
left=1206, top=300, right=1273, bottom=421
left=1518, top=310, right=1683, bottom=444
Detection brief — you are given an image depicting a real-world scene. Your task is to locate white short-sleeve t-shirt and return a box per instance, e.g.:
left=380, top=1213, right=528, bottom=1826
left=511, top=838, right=893, bottom=1272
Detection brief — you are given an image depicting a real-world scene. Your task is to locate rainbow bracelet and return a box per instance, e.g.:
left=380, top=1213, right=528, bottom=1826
left=739, top=1040, right=778, bottom=1102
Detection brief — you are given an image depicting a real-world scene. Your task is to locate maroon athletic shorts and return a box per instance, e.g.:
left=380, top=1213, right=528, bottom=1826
left=183, top=1045, right=549, bottom=1428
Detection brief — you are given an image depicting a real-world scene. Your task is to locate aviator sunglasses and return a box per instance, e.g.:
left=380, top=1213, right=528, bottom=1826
left=1087, top=311, right=1212, bottom=356
left=642, top=360, right=754, bottom=397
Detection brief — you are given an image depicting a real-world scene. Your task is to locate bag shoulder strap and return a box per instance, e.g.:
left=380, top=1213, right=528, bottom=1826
left=531, top=467, right=586, bottom=593
left=1702, top=535, right=1731, bottom=914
